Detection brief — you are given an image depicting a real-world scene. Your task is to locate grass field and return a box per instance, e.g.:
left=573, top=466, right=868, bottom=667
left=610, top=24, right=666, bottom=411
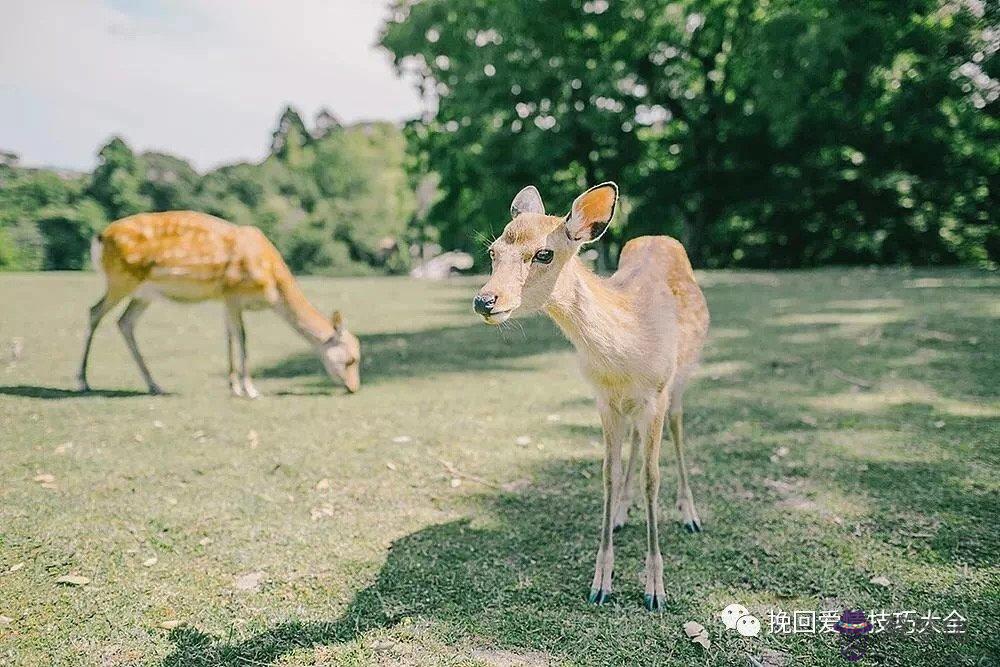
left=1, top=269, right=997, bottom=666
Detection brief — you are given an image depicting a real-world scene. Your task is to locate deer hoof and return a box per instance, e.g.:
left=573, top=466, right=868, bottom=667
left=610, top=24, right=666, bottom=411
left=588, top=588, right=611, bottom=605
left=148, top=384, right=165, bottom=395
left=683, top=519, right=703, bottom=533
left=77, top=380, right=91, bottom=393
left=643, top=593, right=664, bottom=612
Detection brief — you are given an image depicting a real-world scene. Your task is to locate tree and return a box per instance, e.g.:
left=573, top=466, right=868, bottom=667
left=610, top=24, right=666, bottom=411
left=381, top=0, right=997, bottom=268
left=87, top=137, right=151, bottom=221
left=139, top=152, right=201, bottom=211
left=270, top=106, right=312, bottom=167
left=313, top=107, right=343, bottom=139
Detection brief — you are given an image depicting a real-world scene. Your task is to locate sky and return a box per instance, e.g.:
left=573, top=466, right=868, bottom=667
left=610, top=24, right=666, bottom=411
left=0, top=0, right=423, bottom=171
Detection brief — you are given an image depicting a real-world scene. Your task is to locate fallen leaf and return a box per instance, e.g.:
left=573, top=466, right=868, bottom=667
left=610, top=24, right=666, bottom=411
left=933, top=420, right=945, bottom=429
left=198, top=537, right=213, bottom=547
left=247, top=429, right=259, bottom=448
left=9, top=563, right=24, bottom=573
left=385, top=461, right=397, bottom=471
left=54, top=441, right=73, bottom=454
left=759, top=648, right=791, bottom=666
left=315, top=478, right=331, bottom=491
left=515, top=435, right=532, bottom=446
left=799, top=415, right=818, bottom=427
left=159, top=620, right=183, bottom=630
left=0, top=615, right=12, bottom=626
left=370, top=639, right=395, bottom=652
left=391, top=435, right=412, bottom=444
left=683, top=620, right=711, bottom=649
left=153, top=420, right=165, bottom=429
left=683, top=621, right=707, bottom=638
left=234, top=571, right=265, bottom=592
left=33, top=473, right=55, bottom=484
left=870, top=575, right=891, bottom=587
left=142, top=557, right=158, bottom=567
left=546, top=414, right=561, bottom=422
left=56, top=574, right=90, bottom=586
left=134, top=433, right=144, bottom=443
left=449, top=478, right=462, bottom=488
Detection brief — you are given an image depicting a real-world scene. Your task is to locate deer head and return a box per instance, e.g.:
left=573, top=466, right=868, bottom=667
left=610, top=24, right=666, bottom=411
left=318, top=310, right=361, bottom=392
left=474, top=182, right=618, bottom=325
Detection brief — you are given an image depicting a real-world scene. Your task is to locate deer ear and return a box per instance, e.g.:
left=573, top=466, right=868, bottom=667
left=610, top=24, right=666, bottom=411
left=566, top=182, right=618, bottom=243
left=510, top=185, right=545, bottom=218
left=330, top=310, right=345, bottom=333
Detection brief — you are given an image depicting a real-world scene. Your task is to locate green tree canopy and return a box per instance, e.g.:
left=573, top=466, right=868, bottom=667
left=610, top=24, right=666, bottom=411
left=87, top=137, right=151, bottom=221
left=381, top=0, right=998, bottom=268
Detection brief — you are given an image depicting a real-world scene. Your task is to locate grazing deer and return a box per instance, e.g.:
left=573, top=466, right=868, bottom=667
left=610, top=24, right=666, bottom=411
left=474, top=183, right=709, bottom=610
left=77, top=211, right=361, bottom=397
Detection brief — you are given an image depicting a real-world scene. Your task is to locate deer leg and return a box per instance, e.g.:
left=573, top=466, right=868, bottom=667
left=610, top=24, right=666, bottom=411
left=669, top=405, right=702, bottom=533
left=588, top=400, right=626, bottom=604
left=225, top=300, right=258, bottom=399
left=117, top=298, right=162, bottom=395
left=225, top=310, right=244, bottom=397
left=640, top=397, right=668, bottom=611
left=612, top=425, right=640, bottom=530
left=77, top=290, right=127, bottom=391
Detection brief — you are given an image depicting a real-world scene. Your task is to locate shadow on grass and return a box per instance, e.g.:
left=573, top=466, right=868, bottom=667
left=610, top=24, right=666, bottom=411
left=161, top=273, right=998, bottom=665
left=829, top=455, right=998, bottom=567
left=0, top=385, right=147, bottom=399
left=256, top=318, right=567, bottom=385
left=161, top=460, right=656, bottom=666
left=160, top=451, right=997, bottom=666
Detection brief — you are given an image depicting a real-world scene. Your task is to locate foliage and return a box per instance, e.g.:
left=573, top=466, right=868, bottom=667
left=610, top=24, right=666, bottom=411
left=0, top=166, right=95, bottom=270
left=0, top=110, right=417, bottom=274
left=380, top=0, right=998, bottom=268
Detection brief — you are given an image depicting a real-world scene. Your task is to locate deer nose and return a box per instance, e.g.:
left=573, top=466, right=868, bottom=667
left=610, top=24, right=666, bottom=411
left=473, top=292, right=497, bottom=315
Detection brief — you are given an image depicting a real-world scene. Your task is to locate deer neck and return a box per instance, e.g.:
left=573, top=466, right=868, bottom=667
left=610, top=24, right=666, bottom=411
left=274, top=274, right=334, bottom=346
left=543, top=257, right=638, bottom=365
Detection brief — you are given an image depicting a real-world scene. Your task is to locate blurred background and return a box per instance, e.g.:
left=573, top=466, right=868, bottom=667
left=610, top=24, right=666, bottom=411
left=1, top=0, right=996, bottom=275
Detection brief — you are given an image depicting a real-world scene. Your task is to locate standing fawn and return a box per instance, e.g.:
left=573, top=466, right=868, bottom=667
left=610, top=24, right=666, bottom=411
left=77, top=211, right=361, bottom=397
left=474, top=183, right=709, bottom=610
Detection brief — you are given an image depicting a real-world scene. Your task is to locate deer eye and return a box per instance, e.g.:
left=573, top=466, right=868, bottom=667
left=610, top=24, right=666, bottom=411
left=533, top=249, right=554, bottom=264
left=488, top=248, right=496, bottom=260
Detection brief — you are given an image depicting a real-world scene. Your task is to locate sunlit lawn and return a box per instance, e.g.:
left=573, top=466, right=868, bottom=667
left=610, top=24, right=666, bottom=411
left=1, top=269, right=997, bottom=666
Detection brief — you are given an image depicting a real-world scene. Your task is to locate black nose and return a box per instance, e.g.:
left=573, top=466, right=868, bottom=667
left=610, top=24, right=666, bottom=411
left=474, top=292, right=497, bottom=315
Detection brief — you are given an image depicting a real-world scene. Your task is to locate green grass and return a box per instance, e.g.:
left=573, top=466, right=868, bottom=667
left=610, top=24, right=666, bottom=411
left=1, top=269, right=997, bottom=666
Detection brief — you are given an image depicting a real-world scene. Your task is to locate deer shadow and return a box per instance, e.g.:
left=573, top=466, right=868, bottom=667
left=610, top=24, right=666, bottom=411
left=159, top=445, right=996, bottom=666
left=161, top=459, right=682, bottom=666
left=0, top=385, right=147, bottom=399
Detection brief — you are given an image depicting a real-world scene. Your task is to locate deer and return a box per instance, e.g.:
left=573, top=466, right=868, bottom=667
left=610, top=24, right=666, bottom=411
left=474, top=182, right=709, bottom=610
left=76, top=211, right=361, bottom=397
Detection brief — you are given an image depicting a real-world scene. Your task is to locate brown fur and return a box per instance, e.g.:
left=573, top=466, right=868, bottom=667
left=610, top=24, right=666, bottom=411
left=476, top=183, right=709, bottom=609
left=78, top=211, right=360, bottom=396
